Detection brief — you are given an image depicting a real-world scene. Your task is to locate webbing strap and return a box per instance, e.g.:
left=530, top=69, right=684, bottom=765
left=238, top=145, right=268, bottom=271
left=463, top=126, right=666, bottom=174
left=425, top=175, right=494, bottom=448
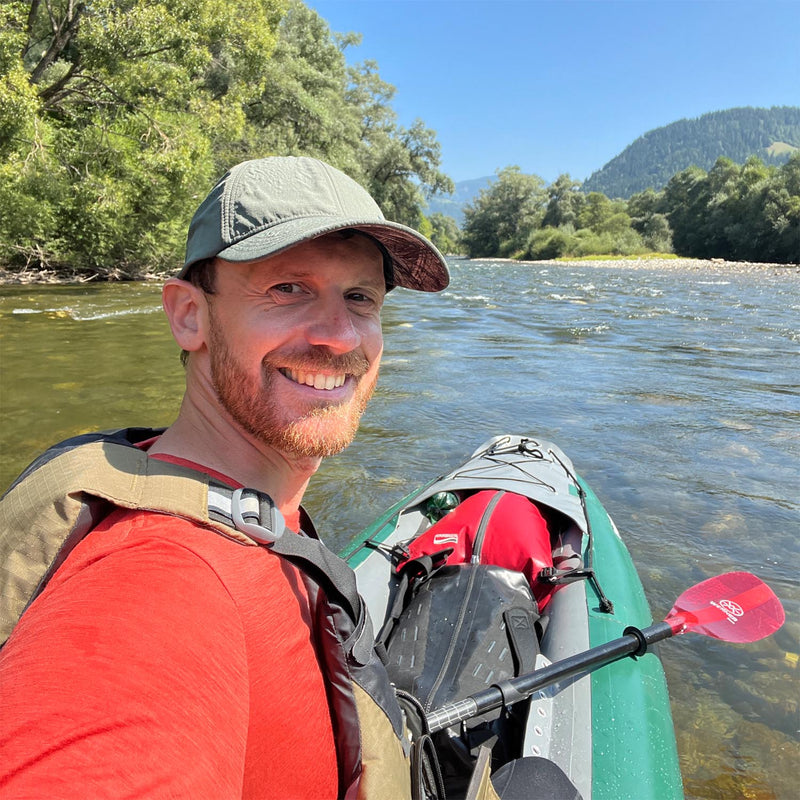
left=1, top=431, right=364, bottom=643
left=503, top=606, right=539, bottom=675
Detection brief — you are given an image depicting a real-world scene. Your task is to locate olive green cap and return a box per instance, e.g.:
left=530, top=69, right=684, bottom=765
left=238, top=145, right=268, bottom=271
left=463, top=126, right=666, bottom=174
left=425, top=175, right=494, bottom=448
left=181, top=156, right=449, bottom=292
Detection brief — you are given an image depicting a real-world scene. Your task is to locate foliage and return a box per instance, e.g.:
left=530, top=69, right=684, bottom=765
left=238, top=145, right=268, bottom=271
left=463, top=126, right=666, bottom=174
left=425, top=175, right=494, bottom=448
left=584, top=106, right=800, bottom=198
left=541, top=174, right=585, bottom=229
left=464, top=169, right=650, bottom=261
left=461, top=166, right=547, bottom=258
left=427, top=212, right=461, bottom=254
left=627, top=189, right=672, bottom=252
left=0, top=0, right=452, bottom=277
left=663, top=154, right=800, bottom=263
left=464, top=155, right=798, bottom=265
left=240, top=4, right=452, bottom=229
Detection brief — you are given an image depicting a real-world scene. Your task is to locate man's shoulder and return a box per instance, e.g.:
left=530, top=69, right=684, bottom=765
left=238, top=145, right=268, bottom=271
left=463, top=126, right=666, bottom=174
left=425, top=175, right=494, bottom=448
left=69, top=507, right=292, bottom=593
left=88, top=506, right=250, bottom=562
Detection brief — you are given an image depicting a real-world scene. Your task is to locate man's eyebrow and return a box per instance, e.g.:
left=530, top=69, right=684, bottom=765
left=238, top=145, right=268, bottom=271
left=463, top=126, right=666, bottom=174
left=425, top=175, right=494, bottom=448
left=260, top=269, right=313, bottom=282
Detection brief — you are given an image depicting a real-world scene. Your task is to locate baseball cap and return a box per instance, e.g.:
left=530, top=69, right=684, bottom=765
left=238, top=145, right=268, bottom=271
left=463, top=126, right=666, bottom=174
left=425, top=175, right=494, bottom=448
left=180, top=156, right=449, bottom=292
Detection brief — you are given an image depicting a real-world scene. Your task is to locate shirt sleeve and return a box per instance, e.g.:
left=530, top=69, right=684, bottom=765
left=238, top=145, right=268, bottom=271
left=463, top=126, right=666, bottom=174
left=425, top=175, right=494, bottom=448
left=0, top=533, right=251, bottom=799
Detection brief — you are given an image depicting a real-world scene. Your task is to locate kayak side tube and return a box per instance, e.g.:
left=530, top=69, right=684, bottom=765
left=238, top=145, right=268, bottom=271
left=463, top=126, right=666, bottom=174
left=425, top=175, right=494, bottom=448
left=578, top=477, right=683, bottom=800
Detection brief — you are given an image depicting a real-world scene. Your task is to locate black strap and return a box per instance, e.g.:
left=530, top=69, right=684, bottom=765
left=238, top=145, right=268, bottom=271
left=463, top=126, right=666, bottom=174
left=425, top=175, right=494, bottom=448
left=268, top=530, right=362, bottom=626
left=503, top=606, right=539, bottom=675
left=377, top=549, right=454, bottom=646
left=410, top=733, right=447, bottom=800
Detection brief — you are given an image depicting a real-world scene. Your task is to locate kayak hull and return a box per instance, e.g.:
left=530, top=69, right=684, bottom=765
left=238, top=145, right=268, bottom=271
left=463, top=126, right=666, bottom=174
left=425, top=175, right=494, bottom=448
left=343, top=435, right=683, bottom=799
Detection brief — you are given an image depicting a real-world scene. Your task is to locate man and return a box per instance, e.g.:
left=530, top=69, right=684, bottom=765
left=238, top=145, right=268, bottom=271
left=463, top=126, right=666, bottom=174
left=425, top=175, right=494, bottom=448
left=0, top=157, right=449, bottom=798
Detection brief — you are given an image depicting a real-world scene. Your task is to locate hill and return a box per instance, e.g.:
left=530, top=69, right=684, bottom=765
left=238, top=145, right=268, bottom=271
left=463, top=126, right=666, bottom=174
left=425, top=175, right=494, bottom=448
left=582, top=106, right=800, bottom=198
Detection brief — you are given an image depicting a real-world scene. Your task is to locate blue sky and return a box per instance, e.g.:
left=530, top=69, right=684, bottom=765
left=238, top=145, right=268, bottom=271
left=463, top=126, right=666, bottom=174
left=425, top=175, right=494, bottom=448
left=308, top=0, right=800, bottom=184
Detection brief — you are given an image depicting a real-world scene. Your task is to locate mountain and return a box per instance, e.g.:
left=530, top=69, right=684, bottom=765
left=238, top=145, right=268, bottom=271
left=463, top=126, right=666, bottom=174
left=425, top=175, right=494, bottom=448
left=426, top=176, right=495, bottom=226
left=582, top=106, right=800, bottom=198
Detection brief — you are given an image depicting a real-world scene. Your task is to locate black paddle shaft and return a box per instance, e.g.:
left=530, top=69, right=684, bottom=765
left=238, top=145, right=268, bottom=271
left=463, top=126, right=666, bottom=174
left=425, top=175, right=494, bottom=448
left=425, top=620, right=675, bottom=733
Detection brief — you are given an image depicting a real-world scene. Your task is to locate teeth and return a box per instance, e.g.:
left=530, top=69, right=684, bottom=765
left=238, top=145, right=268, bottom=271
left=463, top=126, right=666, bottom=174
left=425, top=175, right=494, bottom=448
left=282, top=369, right=346, bottom=390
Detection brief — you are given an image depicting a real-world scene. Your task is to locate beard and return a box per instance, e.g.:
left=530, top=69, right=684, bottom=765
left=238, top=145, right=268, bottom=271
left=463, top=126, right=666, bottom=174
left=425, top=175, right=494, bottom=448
left=206, top=315, right=379, bottom=459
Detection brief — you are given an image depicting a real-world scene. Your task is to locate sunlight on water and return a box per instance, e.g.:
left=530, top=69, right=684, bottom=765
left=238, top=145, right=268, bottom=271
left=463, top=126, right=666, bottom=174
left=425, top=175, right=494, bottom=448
left=1, top=260, right=798, bottom=798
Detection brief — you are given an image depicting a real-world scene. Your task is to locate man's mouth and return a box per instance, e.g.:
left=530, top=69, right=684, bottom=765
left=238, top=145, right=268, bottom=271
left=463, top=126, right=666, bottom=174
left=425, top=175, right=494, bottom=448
left=280, top=368, right=347, bottom=391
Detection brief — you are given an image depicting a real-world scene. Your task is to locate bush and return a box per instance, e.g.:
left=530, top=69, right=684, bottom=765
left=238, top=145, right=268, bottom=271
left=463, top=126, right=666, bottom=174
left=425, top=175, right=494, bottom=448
left=523, top=227, right=574, bottom=260
left=522, top=225, right=648, bottom=260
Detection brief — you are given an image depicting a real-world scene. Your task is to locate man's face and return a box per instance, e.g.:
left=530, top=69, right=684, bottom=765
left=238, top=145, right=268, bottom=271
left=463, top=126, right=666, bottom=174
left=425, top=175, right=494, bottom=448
left=202, top=233, right=386, bottom=459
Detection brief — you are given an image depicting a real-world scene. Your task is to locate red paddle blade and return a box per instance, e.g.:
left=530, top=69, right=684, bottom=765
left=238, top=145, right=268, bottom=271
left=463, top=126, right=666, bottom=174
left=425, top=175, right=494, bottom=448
left=666, top=571, right=785, bottom=643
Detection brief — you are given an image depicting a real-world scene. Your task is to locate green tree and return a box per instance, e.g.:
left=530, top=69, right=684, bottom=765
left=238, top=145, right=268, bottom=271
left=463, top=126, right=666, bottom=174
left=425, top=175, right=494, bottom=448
left=461, top=166, right=547, bottom=257
left=662, top=165, right=710, bottom=257
left=1, top=0, right=285, bottom=275
left=344, top=64, right=452, bottom=228
left=577, top=192, right=630, bottom=235
left=627, top=189, right=672, bottom=252
left=428, top=212, right=461, bottom=254
left=541, top=174, right=585, bottom=229
left=244, top=5, right=453, bottom=231
left=244, top=1, right=360, bottom=166
left=762, top=153, right=800, bottom=263
left=0, top=3, right=38, bottom=160
left=662, top=155, right=799, bottom=263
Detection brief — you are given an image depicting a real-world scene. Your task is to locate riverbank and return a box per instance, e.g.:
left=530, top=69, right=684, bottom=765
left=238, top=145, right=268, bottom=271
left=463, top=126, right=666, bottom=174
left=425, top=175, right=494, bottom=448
left=474, top=256, right=800, bottom=275
left=0, top=267, right=169, bottom=285
left=1, top=257, right=798, bottom=285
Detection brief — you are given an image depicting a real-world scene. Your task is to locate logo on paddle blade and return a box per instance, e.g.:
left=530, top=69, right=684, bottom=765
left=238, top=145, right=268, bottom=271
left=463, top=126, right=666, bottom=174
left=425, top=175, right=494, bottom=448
left=711, top=598, right=744, bottom=624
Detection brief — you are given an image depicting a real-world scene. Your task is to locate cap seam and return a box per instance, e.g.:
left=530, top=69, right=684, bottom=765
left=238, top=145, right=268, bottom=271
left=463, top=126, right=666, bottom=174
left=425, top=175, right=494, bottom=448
left=222, top=166, right=243, bottom=243
left=223, top=213, right=394, bottom=248
left=320, top=162, right=347, bottom=215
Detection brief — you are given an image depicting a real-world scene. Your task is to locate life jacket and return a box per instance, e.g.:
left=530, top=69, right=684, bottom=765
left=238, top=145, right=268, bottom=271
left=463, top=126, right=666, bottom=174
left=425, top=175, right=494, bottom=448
left=0, top=428, right=411, bottom=800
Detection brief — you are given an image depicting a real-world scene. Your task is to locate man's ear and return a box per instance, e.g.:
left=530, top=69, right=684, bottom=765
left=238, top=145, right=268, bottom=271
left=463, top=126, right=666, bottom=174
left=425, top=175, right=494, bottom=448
left=162, top=278, right=207, bottom=353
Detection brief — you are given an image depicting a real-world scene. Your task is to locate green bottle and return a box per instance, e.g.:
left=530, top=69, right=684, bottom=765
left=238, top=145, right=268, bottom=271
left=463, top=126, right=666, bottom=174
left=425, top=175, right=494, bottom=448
left=425, top=491, right=459, bottom=522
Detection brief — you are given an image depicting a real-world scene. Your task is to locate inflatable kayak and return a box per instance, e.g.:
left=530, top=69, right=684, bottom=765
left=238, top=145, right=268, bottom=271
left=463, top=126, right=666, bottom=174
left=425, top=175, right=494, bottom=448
left=342, top=434, right=683, bottom=799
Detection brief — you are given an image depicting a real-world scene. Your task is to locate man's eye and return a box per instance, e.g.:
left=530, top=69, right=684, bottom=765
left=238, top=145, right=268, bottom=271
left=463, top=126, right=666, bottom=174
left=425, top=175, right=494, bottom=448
left=273, top=283, right=300, bottom=294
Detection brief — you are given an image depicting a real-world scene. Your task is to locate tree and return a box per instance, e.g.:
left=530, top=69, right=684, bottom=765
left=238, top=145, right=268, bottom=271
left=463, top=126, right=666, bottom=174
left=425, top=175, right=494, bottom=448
left=663, top=165, right=710, bottom=257
left=343, top=64, right=452, bottom=228
left=1, top=0, right=286, bottom=275
left=461, top=166, right=547, bottom=257
left=428, top=212, right=461, bottom=254
left=762, top=153, right=800, bottom=263
left=244, top=1, right=360, bottom=166
left=627, top=189, right=672, bottom=252
left=662, top=155, right=799, bottom=263
left=577, top=193, right=630, bottom=235
left=541, top=174, right=585, bottom=229
left=240, top=5, right=453, bottom=231
left=1, top=1, right=452, bottom=276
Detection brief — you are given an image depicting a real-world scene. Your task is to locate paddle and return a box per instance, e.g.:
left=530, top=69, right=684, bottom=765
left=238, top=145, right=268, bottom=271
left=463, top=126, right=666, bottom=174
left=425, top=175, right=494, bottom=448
left=425, top=571, right=784, bottom=733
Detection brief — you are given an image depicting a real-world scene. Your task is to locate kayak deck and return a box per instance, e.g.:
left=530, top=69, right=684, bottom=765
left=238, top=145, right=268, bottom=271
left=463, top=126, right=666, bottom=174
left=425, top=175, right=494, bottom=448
left=343, top=435, right=682, bottom=799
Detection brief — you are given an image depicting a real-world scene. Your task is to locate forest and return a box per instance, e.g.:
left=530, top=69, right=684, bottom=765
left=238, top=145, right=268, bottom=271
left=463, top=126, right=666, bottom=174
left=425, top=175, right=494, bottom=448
left=0, top=0, right=451, bottom=278
left=462, top=155, right=800, bottom=264
left=1, top=1, right=798, bottom=278
left=583, top=106, right=800, bottom=198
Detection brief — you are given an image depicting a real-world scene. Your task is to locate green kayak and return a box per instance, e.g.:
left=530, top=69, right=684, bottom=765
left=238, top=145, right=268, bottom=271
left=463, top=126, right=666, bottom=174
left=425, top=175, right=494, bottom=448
left=343, top=434, right=684, bottom=799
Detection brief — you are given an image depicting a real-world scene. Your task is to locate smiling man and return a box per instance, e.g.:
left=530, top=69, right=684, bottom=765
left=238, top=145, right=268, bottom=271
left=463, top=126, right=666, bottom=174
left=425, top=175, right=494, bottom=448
left=0, top=157, right=448, bottom=799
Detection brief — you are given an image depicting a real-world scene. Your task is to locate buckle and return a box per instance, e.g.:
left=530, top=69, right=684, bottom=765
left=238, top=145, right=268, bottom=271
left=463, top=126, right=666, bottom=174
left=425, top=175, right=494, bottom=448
left=230, top=488, right=285, bottom=544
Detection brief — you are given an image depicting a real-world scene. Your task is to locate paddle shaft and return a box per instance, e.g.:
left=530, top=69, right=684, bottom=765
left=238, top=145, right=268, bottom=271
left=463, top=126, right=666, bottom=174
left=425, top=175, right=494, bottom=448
left=426, top=620, right=675, bottom=733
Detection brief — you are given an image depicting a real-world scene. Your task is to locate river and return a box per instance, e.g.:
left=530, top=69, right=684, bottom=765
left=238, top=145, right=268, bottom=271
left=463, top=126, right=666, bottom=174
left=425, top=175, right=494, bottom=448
left=1, top=258, right=798, bottom=798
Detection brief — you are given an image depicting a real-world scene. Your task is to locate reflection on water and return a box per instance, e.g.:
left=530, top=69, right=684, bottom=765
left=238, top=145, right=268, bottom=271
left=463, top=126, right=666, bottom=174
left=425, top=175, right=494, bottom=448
left=1, top=260, right=799, bottom=798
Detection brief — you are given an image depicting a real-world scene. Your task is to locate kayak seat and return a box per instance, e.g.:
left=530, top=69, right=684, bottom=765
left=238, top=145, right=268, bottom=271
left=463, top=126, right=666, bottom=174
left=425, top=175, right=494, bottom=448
left=491, top=756, right=583, bottom=800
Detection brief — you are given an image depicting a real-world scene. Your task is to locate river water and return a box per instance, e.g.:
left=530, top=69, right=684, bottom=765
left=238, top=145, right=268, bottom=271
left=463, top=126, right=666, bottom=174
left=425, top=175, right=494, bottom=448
left=1, top=258, right=798, bottom=798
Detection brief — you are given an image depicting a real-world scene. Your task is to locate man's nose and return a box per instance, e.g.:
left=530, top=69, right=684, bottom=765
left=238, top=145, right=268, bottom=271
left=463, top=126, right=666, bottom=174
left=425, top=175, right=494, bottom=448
left=304, top=295, right=361, bottom=353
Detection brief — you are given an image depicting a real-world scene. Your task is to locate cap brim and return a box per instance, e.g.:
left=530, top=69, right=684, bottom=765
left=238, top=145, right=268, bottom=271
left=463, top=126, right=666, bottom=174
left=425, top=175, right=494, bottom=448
left=180, top=216, right=449, bottom=292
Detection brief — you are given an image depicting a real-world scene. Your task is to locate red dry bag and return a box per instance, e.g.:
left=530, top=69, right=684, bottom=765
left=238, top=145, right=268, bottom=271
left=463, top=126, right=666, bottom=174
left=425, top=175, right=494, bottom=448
left=399, top=490, right=556, bottom=609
